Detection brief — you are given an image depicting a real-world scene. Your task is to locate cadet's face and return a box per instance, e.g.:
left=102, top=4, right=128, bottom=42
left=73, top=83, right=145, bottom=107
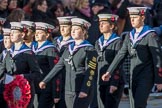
left=35, top=30, right=47, bottom=42
left=3, top=36, right=12, bottom=49
left=130, top=15, right=144, bottom=28
left=10, top=30, right=23, bottom=43
left=60, top=25, right=71, bottom=37
left=24, top=29, right=34, bottom=41
left=71, top=26, right=84, bottom=40
left=99, top=21, right=112, bottom=33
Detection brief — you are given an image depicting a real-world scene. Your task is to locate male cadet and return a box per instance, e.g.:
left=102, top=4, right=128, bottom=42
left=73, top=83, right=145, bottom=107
left=96, top=14, right=124, bottom=108
left=21, top=21, right=35, bottom=48
left=102, top=7, right=162, bottom=108
left=0, top=28, right=11, bottom=108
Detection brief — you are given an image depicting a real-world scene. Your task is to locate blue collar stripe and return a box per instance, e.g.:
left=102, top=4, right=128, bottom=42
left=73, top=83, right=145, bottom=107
left=69, top=44, right=92, bottom=55
left=130, top=30, right=155, bottom=44
left=69, top=40, right=92, bottom=55
left=33, top=40, right=55, bottom=52
left=33, top=45, right=55, bottom=53
left=98, top=33, right=120, bottom=50
left=99, top=37, right=120, bottom=49
left=58, top=40, right=74, bottom=49
left=9, top=43, right=31, bottom=57
left=11, top=49, right=31, bottom=57
left=57, top=36, right=74, bottom=49
left=57, top=36, right=63, bottom=43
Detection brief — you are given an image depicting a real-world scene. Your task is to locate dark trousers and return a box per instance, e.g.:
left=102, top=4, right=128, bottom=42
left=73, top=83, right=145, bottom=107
left=65, top=91, right=93, bottom=108
left=132, top=79, right=154, bottom=108
left=0, top=94, right=7, bottom=108
left=38, top=91, right=54, bottom=108
left=0, top=82, right=7, bottom=108
left=98, top=84, right=124, bottom=108
left=90, top=81, right=98, bottom=108
left=27, top=82, right=35, bottom=108
left=55, top=93, right=67, bottom=108
left=37, top=86, right=66, bottom=108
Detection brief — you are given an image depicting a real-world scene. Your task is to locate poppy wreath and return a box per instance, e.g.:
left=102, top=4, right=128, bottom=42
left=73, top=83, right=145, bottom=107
left=3, top=75, right=31, bottom=108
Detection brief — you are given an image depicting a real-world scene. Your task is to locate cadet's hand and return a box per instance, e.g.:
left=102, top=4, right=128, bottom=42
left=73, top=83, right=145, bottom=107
left=39, top=81, right=46, bottom=89
left=109, top=85, right=117, bottom=94
left=102, top=72, right=111, bottom=81
left=54, top=98, right=60, bottom=103
left=78, top=92, right=87, bottom=98
left=156, top=84, right=162, bottom=91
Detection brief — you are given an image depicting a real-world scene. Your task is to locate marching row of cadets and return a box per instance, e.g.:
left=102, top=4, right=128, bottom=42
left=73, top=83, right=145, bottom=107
left=0, top=6, right=162, bottom=108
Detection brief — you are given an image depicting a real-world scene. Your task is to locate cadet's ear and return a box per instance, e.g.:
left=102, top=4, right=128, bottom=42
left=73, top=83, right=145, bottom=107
left=21, top=32, right=25, bottom=39
left=46, top=32, right=50, bottom=39
left=110, top=24, right=115, bottom=30
left=141, top=15, right=145, bottom=22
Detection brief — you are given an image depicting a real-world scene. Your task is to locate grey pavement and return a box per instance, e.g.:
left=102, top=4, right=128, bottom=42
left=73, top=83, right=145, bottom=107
left=119, top=96, right=162, bottom=108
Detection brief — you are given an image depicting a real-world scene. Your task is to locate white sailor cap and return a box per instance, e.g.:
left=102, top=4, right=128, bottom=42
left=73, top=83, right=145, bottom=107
left=2, top=28, right=11, bottom=36
left=127, top=7, right=147, bottom=16
left=57, top=16, right=77, bottom=25
left=0, top=17, right=6, bottom=25
left=10, top=22, right=24, bottom=31
left=98, top=14, right=118, bottom=22
left=21, top=21, right=35, bottom=29
left=35, top=22, right=55, bottom=33
left=71, top=18, right=91, bottom=29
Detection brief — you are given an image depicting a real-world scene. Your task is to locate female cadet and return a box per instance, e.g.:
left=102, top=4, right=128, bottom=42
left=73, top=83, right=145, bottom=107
left=54, top=16, right=74, bottom=55
left=39, top=18, right=97, bottom=108
left=102, top=7, right=162, bottom=108
left=33, top=22, right=61, bottom=108
left=0, top=22, right=42, bottom=108
left=52, top=17, right=75, bottom=108
left=95, top=14, right=124, bottom=108
left=0, top=28, right=12, bottom=108
left=0, top=28, right=13, bottom=61
left=21, top=21, right=35, bottom=48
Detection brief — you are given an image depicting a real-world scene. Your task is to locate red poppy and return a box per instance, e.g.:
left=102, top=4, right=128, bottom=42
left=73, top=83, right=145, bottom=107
left=111, top=16, right=115, bottom=22
left=48, top=28, right=52, bottom=33
left=140, top=10, right=145, bottom=15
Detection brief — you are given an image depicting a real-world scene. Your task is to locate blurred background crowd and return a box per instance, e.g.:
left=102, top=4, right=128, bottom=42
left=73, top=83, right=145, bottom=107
left=0, top=0, right=162, bottom=44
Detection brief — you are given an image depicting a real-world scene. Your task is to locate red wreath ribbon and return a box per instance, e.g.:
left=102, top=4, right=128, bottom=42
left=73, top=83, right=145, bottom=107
left=3, top=75, right=31, bottom=108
